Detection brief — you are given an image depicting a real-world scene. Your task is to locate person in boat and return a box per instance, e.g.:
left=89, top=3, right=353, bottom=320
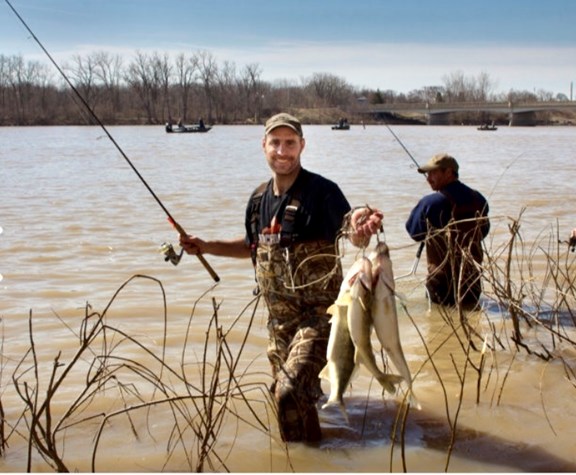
left=179, top=112, right=382, bottom=442
left=405, top=153, right=490, bottom=309
left=198, top=117, right=205, bottom=130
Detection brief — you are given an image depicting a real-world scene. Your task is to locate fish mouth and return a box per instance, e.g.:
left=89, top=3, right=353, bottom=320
left=375, top=241, right=390, bottom=255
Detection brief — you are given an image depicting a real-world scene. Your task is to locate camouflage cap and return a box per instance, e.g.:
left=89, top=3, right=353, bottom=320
left=417, top=153, right=459, bottom=174
left=264, top=113, right=303, bottom=137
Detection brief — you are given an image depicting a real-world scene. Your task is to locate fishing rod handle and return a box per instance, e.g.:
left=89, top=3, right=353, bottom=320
left=196, top=253, right=221, bottom=282
left=416, top=241, right=425, bottom=258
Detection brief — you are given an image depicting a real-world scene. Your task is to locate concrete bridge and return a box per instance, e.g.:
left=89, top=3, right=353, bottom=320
left=356, top=100, right=576, bottom=126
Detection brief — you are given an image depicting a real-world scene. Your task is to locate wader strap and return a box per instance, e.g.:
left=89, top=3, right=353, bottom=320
left=249, top=175, right=307, bottom=296
left=250, top=180, right=271, bottom=267
left=279, top=197, right=301, bottom=248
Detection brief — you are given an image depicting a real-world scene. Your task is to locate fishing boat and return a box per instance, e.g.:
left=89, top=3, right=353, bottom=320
left=331, top=123, right=350, bottom=130
left=165, top=123, right=212, bottom=133
left=332, top=117, right=350, bottom=130
left=477, top=122, right=497, bottom=131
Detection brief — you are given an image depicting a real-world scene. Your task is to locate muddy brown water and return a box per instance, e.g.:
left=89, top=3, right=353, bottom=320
left=1, top=124, right=575, bottom=471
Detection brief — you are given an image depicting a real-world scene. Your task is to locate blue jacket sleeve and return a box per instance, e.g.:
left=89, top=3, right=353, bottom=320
left=405, top=198, right=429, bottom=241
left=405, top=193, right=451, bottom=241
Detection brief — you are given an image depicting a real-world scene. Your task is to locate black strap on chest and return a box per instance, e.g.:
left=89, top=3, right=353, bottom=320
left=248, top=178, right=304, bottom=266
left=279, top=193, right=301, bottom=247
left=249, top=180, right=269, bottom=266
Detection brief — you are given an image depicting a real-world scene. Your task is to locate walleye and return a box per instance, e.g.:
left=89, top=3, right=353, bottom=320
left=319, top=257, right=366, bottom=416
left=342, top=257, right=402, bottom=395
left=319, top=302, right=356, bottom=418
left=320, top=254, right=404, bottom=417
left=370, top=241, right=421, bottom=409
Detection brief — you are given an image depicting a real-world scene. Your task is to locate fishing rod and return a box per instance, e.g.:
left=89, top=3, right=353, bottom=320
left=5, top=0, right=219, bottom=282
left=383, top=122, right=420, bottom=170
left=382, top=119, right=426, bottom=278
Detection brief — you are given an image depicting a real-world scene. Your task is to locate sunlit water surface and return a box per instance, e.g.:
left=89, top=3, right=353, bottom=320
left=1, top=124, right=576, bottom=472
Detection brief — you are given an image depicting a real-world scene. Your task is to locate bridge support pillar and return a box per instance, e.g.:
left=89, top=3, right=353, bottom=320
left=509, top=111, right=536, bottom=126
left=427, top=112, right=450, bottom=125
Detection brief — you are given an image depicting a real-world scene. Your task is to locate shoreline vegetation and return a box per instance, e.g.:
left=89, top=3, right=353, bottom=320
left=2, top=51, right=575, bottom=128
left=2, top=108, right=575, bottom=127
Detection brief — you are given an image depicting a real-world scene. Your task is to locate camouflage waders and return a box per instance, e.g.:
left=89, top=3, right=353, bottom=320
left=255, top=240, right=342, bottom=442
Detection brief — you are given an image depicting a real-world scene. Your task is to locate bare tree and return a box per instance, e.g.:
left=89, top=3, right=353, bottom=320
left=153, top=52, right=172, bottom=121
left=442, top=70, right=497, bottom=103
left=475, top=71, right=497, bottom=101
left=238, top=63, right=266, bottom=122
left=66, top=53, right=102, bottom=121
left=196, top=50, right=218, bottom=122
left=173, top=53, right=199, bottom=122
left=93, top=51, right=124, bottom=120
left=442, top=70, right=470, bottom=102
left=4, top=55, right=50, bottom=124
left=303, top=72, right=354, bottom=108
left=125, top=51, right=168, bottom=124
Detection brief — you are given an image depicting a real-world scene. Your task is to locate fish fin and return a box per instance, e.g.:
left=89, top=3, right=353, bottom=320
left=336, top=293, right=352, bottom=306
left=378, top=374, right=404, bottom=395
left=357, top=270, right=373, bottom=292
left=327, top=304, right=337, bottom=316
left=395, top=291, right=408, bottom=305
left=409, top=394, right=422, bottom=411
left=359, top=296, right=370, bottom=313
left=349, top=364, right=360, bottom=382
left=397, top=388, right=422, bottom=410
left=321, top=400, right=350, bottom=423
left=318, top=364, right=329, bottom=381
left=353, top=348, right=361, bottom=365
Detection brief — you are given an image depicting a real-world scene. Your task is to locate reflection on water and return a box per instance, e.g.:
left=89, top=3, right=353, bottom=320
left=1, top=125, right=576, bottom=471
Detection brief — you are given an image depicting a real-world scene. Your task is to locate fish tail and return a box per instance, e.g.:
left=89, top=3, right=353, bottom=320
left=378, top=374, right=404, bottom=395
left=321, top=399, right=350, bottom=422
left=318, top=364, right=329, bottom=381
left=408, top=392, right=422, bottom=410
left=338, top=402, right=350, bottom=424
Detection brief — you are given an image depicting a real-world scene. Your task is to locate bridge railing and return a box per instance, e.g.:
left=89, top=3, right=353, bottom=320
left=357, top=100, right=576, bottom=115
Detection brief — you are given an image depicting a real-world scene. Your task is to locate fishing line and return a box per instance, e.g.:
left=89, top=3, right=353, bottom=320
left=383, top=121, right=420, bottom=170
left=381, top=117, right=426, bottom=276
left=5, top=0, right=219, bottom=282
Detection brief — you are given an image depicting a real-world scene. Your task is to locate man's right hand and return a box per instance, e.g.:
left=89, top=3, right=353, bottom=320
left=179, top=234, right=205, bottom=255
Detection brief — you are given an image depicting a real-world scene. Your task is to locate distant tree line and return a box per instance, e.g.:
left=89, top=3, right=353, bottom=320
left=0, top=50, right=570, bottom=126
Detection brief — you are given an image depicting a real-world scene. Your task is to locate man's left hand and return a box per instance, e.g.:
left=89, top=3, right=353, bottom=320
left=350, top=207, right=384, bottom=246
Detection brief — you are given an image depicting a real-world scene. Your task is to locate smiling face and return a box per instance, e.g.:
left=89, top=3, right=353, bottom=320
left=262, top=126, right=305, bottom=181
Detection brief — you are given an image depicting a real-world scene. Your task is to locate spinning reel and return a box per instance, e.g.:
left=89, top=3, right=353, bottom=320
left=159, top=242, right=184, bottom=266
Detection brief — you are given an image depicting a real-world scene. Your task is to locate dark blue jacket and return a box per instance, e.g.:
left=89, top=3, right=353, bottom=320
left=406, top=180, right=490, bottom=241
left=405, top=180, right=490, bottom=307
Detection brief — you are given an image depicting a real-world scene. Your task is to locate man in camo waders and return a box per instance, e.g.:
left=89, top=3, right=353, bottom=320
left=180, top=113, right=382, bottom=442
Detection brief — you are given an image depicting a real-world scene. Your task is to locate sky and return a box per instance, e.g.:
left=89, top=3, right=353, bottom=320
left=1, top=0, right=576, bottom=96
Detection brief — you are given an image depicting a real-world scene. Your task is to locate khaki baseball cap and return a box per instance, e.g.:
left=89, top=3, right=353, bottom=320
left=264, top=113, right=303, bottom=137
left=418, top=153, right=459, bottom=174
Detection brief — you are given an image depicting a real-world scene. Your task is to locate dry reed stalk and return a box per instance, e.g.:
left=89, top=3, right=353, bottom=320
left=5, top=274, right=271, bottom=472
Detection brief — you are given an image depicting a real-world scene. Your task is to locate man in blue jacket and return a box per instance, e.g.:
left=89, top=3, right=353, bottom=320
left=406, top=153, right=490, bottom=309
